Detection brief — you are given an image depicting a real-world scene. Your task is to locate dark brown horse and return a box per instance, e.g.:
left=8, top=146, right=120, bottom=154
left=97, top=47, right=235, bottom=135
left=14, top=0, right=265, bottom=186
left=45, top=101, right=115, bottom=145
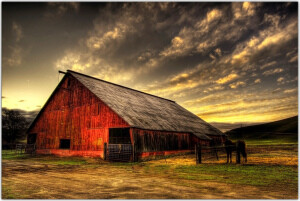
left=224, top=139, right=247, bottom=163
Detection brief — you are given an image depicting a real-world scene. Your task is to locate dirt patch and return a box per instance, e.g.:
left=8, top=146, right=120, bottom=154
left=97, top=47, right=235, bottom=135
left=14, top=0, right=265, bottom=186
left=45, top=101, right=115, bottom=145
left=2, top=145, right=298, bottom=199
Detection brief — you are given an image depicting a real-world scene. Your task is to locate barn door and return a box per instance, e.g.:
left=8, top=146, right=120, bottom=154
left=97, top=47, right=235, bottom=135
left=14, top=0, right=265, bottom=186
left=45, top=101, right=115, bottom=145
left=108, top=128, right=132, bottom=161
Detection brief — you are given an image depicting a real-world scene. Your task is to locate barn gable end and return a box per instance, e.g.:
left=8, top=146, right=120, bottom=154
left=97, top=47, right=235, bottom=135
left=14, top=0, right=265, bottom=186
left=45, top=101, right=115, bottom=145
left=28, top=73, right=130, bottom=157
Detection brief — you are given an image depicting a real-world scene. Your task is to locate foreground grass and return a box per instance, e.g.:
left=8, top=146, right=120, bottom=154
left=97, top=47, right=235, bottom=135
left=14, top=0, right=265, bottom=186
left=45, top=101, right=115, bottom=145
left=109, top=159, right=297, bottom=191
left=179, top=164, right=296, bottom=187
left=2, top=150, right=88, bottom=165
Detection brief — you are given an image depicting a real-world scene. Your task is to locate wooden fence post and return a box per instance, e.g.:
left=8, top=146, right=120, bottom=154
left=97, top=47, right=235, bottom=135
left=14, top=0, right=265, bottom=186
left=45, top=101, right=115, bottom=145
left=236, top=144, right=240, bottom=164
left=198, top=144, right=202, bottom=164
left=132, top=142, right=135, bottom=162
left=195, top=143, right=202, bottom=164
left=104, top=143, right=107, bottom=160
left=195, top=144, right=198, bottom=164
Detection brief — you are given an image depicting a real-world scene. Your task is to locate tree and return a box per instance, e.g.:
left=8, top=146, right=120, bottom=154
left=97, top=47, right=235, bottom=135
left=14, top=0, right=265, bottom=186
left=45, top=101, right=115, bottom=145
left=2, top=108, right=28, bottom=144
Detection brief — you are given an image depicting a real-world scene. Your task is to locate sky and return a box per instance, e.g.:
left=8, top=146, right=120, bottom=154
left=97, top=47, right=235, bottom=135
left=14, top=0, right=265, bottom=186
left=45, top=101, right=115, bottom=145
left=2, top=2, right=298, bottom=131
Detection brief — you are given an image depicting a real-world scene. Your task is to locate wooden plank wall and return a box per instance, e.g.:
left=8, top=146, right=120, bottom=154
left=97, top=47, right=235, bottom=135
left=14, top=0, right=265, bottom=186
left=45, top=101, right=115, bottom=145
left=28, top=74, right=129, bottom=157
left=132, top=128, right=193, bottom=152
left=191, top=135, right=211, bottom=147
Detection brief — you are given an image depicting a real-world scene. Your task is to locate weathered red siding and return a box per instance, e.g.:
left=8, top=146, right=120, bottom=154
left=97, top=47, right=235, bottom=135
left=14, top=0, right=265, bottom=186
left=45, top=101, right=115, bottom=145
left=191, top=135, right=211, bottom=147
left=131, top=128, right=211, bottom=159
left=28, top=74, right=129, bottom=158
left=208, top=135, right=226, bottom=145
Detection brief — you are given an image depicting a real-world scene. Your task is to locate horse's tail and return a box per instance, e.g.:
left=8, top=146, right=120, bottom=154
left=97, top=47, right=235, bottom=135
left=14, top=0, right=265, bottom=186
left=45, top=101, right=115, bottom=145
left=241, top=141, right=247, bottom=163
left=241, top=150, right=247, bottom=162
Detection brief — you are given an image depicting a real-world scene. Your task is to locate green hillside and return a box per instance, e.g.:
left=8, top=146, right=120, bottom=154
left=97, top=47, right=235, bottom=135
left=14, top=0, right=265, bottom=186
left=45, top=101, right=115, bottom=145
left=226, top=116, right=298, bottom=144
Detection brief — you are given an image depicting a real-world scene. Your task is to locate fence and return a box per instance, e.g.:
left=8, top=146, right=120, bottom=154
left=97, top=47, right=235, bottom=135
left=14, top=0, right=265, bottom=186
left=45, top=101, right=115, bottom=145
left=14, top=144, right=36, bottom=155
left=194, top=144, right=243, bottom=164
left=105, top=143, right=133, bottom=162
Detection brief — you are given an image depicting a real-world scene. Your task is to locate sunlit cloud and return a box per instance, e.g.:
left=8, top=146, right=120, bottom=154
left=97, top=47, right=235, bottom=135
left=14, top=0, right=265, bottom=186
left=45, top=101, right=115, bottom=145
left=260, top=61, right=277, bottom=69
left=254, top=79, right=261, bottom=84
left=216, top=73, right=238, bottom=84
left=214, top=48, right=222, bottom=57
left=206, top=8, right=222, bottom=22
left=86, top=23, right=133, bottom=51
left=159, top=36, right=191, bottom=58
left=231, top=2, right=259, bottom=19
left=263, top=68, right=284, bottom=76
left=284, top=88, right=297, bottom=94
left=289, top=55, right=298, bottom=63
left=229, top=81, right=245, bottom=89
left=277, top=77, right=285, bottom=83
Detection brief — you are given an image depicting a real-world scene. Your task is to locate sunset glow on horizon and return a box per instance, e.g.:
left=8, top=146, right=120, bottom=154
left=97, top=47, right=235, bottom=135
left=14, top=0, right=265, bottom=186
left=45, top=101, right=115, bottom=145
left=2, top=2, right=298, bottom=125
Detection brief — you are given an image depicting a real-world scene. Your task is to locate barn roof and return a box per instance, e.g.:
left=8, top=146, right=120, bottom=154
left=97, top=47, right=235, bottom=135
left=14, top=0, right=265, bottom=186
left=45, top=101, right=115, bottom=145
left=68, top=70, right=224, bottom=140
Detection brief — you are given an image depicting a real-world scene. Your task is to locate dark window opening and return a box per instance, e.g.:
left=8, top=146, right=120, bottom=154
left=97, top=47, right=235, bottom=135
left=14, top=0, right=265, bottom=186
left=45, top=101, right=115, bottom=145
left=27, top=134, right=37, bottom=144
left=109, top=128, right=131, bottom=144
left=60, top=139, right=70, bottom=149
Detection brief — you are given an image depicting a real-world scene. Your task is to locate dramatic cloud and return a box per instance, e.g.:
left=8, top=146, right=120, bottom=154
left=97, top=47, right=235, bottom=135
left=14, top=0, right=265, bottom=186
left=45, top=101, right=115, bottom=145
left=2, top=2, right=298, bottom=125
left=254, top=79, right=261, bottom=84
left=277, top=77, right=284, bottom=83
left=229, top=81, right=245, bottom=89
left=284, top=88, right=297, bottom=94
left=263, top=68, right=284, bottom=76
left=4, top=22, right=24, bottom=66
left=45, top=2, right=79, bottom=18
left=12, top=22, right=23, bottom=42
left=216, top=74, right=239, bottom=84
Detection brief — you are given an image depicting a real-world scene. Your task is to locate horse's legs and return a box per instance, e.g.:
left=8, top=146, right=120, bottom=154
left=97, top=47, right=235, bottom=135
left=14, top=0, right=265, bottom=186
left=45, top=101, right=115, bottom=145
left=229, top=151, right=232, bottom=163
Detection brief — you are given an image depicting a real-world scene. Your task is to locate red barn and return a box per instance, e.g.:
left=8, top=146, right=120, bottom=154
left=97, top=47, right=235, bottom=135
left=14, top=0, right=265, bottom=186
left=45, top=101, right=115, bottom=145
left=27, top=70, right=226, bottom=161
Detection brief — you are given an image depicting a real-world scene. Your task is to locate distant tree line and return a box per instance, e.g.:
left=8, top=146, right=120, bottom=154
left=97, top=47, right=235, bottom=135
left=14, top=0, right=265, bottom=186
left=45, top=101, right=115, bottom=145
left=2, top=108, right=29, bottom=145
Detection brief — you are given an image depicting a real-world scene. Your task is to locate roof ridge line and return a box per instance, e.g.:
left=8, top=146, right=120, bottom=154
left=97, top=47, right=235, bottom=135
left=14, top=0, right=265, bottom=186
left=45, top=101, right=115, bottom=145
left=66, top=70, right=175, bottom=103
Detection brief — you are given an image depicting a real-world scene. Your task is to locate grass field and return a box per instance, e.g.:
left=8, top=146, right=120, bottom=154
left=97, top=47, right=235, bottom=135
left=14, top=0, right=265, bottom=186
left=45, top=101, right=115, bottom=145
left=2, top=141, right=298, bottom=199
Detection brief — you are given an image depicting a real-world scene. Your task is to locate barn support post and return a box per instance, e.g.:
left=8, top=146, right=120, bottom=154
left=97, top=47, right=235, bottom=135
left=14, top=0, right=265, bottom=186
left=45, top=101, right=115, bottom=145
left=236, top=144, right=240, bottom=164
left=104, top=142, right=107, bottom=160
left=215, top=147, right=219, bottom=161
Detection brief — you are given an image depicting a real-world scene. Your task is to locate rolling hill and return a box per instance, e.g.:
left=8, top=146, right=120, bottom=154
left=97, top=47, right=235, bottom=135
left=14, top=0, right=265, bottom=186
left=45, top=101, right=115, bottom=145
left=226, top=116, right=298, bottom=142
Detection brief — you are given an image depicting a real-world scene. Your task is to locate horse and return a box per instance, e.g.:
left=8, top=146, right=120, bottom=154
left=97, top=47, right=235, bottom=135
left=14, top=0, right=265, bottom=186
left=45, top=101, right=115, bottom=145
left=224, top=139, right=247, bottom=163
